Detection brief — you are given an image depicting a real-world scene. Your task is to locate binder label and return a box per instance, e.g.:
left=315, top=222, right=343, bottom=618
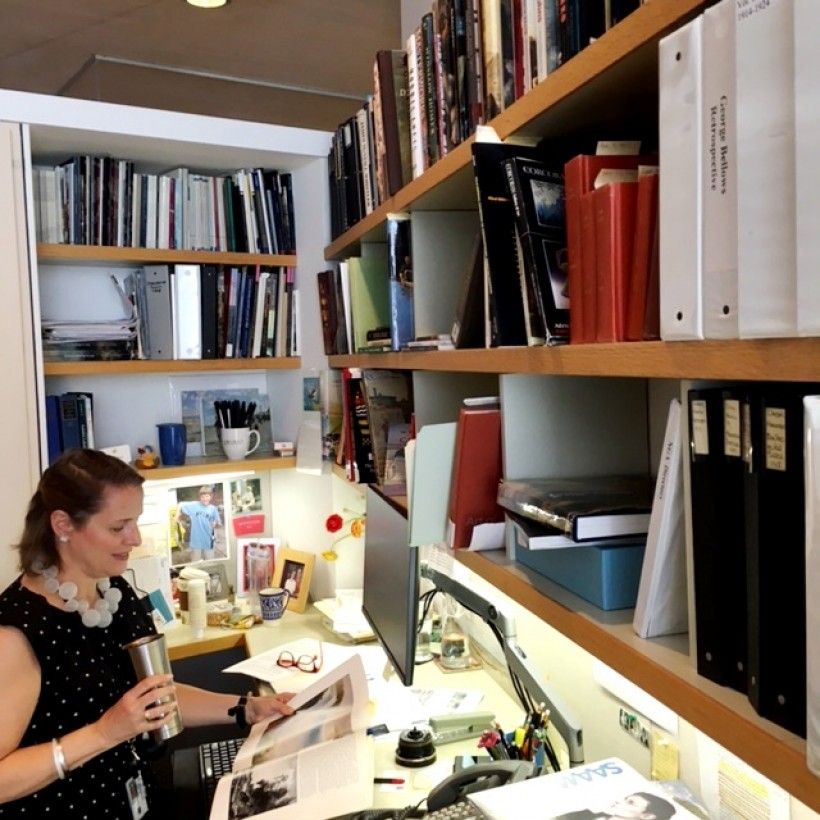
left=765, top=407, right=787, bottom=471
left=723, top=399, right=741, bottom=458
left=691, top=400, right=709, bottom=456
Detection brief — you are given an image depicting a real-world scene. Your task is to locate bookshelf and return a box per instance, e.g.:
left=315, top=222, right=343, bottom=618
left=322, top=0, right=819, bottom=811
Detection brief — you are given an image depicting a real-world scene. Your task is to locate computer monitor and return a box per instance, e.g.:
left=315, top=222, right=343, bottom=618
left=361, top=487, right=419, bottom=686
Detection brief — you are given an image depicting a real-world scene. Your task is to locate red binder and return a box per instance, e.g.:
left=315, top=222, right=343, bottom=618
left=593, top=181, right=638, bottom=343
left=625, top=171, right=660, bottom=341
left=447, top=406, right=503, bottom=549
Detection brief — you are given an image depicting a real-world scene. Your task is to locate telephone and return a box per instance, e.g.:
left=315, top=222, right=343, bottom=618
left=425, top=759, right=535, bottom=812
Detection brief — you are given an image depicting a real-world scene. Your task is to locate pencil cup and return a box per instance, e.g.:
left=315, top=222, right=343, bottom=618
left=220, top=427, right=260, bottom=461
left=156, top=423, right=187, bottom=466
left=123, top=633, right=183, bottom=742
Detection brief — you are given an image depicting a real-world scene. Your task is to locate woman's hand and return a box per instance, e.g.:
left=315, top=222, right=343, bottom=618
left=93, top=674, right=178, bottom=747
left=246, top=692, right=296, bottom=725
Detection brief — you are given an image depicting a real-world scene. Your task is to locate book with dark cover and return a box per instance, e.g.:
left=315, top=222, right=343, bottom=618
left=688, top=387, right=748, bottom=692
left=504, top=156, right=570, bottom=343
left=421, top=12, right=441, bottom=168
left=58, top=394, right=83, bottom=451
left=497, top=474, right=653, bottom=542
left=451, top=0, right=470, bottom=143
left=436, top=0, right=459, bottom=152
left=347, top=375, right=379, bottom=485
left=200, top=264, right=219, bottom=358
left=744, top=385, right=808, bottom=737
left=387, top=214, right=414, bottom=351
left=45, top=395, right=62, bottom=464
left=625, top=170, right=660, bottom=341
left=472, top=141, right=543, bottom=347
left=464, top=0, right=484, bottom=131
left=341, top=118, right=363, bottom=230
left=447, top=405, right=504, bottom=549
left=593, top=180, right=638, bottom=342
left=450, top=232, right=485, bottom=348
left=317, top=269, right=339, bottom=356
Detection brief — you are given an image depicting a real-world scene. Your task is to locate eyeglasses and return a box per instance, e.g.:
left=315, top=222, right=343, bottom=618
left=277, top=643, right=323, bottom=673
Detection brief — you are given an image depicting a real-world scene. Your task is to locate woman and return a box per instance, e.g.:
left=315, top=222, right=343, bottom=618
left=0, top=449, right=294, bottom=818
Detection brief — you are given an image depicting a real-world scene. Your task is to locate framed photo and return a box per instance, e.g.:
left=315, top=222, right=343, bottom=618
left=201, top=562, right=230, bottom=601
left=272, top=548, right=315, bottom=614
left=171, top=482, right=227, bottom=567
left=236, top=538, right=279, bottom=596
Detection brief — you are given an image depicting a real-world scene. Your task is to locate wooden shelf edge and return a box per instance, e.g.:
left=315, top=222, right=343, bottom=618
left=322, top=0, right=707, bottom=262
left=454, top=550, right=818, bottom=811
left=37, top=243, right=296, bottom=267
left=137, top=455, right=296, bottom=480
left=329, top=339, right=820, bottom=382
left=43, top=357, right=301, bottom=376
left=166, top=630, right=247, bottom=661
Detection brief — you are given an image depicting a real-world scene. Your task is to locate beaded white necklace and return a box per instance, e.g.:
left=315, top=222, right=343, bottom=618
left=39, top=565, right=122, bottom=628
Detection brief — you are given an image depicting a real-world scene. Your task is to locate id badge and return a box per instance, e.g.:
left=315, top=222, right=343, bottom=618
left=126, top=771, right=149, bottom=820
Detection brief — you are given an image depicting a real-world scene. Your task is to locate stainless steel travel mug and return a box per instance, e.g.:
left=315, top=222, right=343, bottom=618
left=123, top=633, right=184, bottom=742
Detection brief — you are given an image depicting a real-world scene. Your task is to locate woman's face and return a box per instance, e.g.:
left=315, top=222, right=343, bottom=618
left=60, top=484, right=144, bottom=578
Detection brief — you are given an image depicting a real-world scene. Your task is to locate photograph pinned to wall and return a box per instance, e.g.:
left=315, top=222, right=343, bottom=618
left=201, top=563, right=230, bottom=601
left=236, top=538, right=280, bottom=597
left=171, top=482, right=227, bottom=567
left=303, top=375, right=321, bottom=411
left=169, top=373, right=272, bottom=458
left=273, top=548, right=316, bottom=613
left=229, top=476, right=267, bottom=536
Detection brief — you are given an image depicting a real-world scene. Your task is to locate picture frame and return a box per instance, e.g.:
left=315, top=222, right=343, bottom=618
left=236, top=538, right=280, bottom=596
left=201, top=562, right=230, bottom=601
left=272, top=548, right=315, bottom=614
left=170, top=482, right=228, bottom=567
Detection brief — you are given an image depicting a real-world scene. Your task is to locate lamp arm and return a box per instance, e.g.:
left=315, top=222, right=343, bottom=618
left=421, top=562, right=584, bottom=766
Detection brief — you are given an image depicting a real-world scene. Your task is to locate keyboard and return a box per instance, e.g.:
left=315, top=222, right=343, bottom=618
left=424, top=800, right=488, bottom=820
left=198, top=736, right=244, bottom=807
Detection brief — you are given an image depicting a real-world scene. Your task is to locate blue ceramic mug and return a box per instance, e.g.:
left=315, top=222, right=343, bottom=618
left=258, top=587, right=290, bottom=626
left=156, top=422, right=187, bottom=466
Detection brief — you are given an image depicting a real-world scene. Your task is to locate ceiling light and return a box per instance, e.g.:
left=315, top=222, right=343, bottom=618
left=186, top=0, right=228, bottom=8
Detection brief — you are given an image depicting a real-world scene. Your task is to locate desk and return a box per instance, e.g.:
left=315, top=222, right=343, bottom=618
left=165, top=610, right=529, bottom=816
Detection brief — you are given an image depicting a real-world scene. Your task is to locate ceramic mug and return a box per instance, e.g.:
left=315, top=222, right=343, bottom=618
left=220, top=427, right=260, bottom=461
left=258, top=586, right=290, bottom=626
left=156, top=422, right=187, bottom=466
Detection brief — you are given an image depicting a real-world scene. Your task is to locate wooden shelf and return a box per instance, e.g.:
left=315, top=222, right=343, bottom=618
left=330, top=339, right=820, bottom=382
left=136, top=454, right=295, bottom=480
left=324, top=0, right=707, bottom=261
left=37, top=243, right=296, bottom=267
left=43, top=357, right=300, bottom=376
left=454, top=549, right=818, bottom=812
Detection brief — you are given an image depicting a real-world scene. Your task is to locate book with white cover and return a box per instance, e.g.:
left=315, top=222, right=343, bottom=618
left=701, top=0, right=738, bottom=339
left=735, top=0, right=797, bottom=337
left=209, top=655, right=374, bottom=820
left=170, top=264, right=202, bottom=359
left=659, top=17, right=703, bottom=340
left=795, top=0, right=820, bottom=336
left=803, top=395, right=820, bottom=775
left=633, top=398, right=688, bottom=639
left=471, top=757, right=701, bottom=819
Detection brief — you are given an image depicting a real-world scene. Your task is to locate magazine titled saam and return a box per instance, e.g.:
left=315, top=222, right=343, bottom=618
left=209, top=655, right=374, bottom=820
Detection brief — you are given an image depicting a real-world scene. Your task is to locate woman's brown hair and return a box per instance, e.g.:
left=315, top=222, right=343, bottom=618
left=17, top=449, right=144, bottom=574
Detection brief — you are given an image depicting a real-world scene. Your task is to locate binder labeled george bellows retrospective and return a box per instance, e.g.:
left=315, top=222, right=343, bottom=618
left=687, top=387, right=747, bottom=692
left=744, top=386, right=807, bottom=737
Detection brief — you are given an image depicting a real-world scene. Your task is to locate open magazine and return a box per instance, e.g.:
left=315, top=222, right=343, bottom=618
left=209, top=655, right=374, bottom=820
left=470, top=757, right=706, bottom=820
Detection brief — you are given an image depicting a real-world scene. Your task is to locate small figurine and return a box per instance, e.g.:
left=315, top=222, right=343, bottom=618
left=135, top=445, right=159, bottom=469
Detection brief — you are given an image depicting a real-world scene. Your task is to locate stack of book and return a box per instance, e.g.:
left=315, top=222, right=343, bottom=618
left=33, top=157, right=296, bottom=254
left=45, top=392, right=94, bottom=463
left=328, top=0, right=643, bottom=239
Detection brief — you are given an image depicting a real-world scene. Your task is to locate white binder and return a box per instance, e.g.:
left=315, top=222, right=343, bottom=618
left=701, top=0, right=738, bottom=339
left=795, top=0, right=820, bottom=336
left=170, top=264, right=202, bottom=360
left=659, top=17, right=704, bottom=340
left=736, top=0, right=797, bottom=337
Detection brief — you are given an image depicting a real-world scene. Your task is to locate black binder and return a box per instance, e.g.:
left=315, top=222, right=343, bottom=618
left=200, top=264, right=219, bottom=359
left=744, top=385, right=808, bottom=737
left=688, top=386, right=748, bottom=692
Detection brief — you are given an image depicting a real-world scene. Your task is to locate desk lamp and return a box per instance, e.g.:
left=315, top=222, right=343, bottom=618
left=420, top=562, right=585, bottom=768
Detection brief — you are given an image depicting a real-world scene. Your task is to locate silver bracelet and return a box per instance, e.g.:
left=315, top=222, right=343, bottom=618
left=51, top=737, right=67, bottom=780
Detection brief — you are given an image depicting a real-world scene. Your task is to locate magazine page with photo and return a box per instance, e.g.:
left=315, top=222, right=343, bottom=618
left=209, top=655, right=374, bottom=820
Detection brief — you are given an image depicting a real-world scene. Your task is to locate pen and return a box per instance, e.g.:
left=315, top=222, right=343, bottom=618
left=373, top=777, right=405, bottom=785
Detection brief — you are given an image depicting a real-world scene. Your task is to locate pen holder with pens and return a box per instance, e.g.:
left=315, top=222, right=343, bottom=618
left=506, top=731, right=545, bottom=770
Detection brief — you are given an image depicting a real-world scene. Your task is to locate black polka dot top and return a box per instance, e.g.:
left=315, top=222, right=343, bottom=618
left=0, top=575, right=158, bottom=818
